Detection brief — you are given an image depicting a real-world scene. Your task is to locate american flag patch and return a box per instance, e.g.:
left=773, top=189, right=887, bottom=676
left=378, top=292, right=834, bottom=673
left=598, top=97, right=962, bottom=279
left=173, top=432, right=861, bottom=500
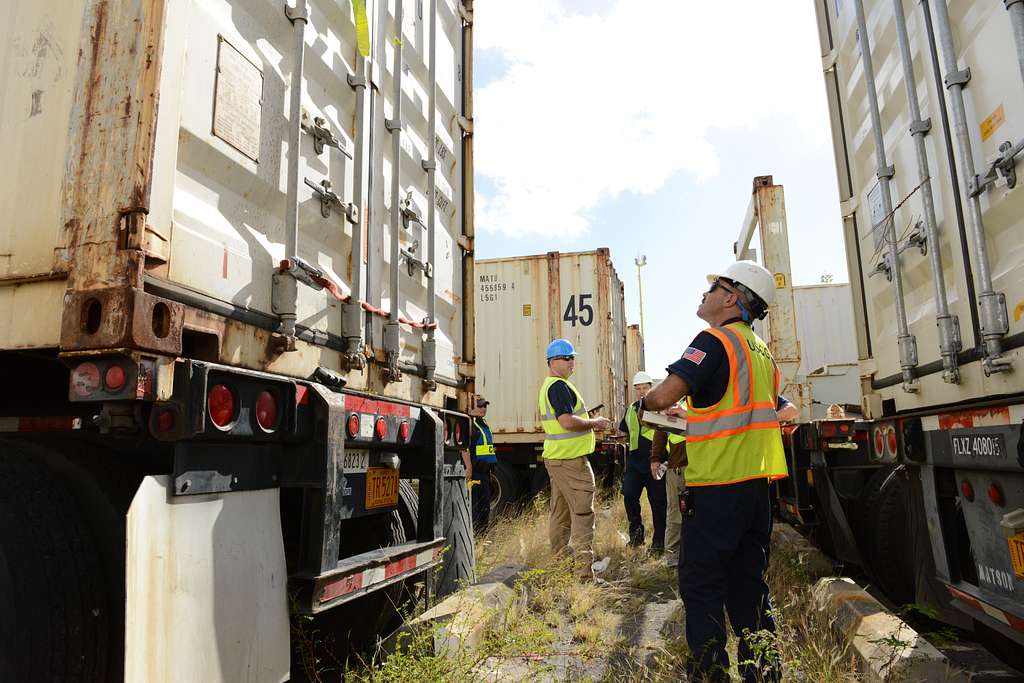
left=682, top=347, right=706, bottom=365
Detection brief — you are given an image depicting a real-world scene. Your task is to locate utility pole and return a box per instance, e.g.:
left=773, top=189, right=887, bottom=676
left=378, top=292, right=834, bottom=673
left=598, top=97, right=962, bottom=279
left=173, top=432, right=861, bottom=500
left=635, top=254, right=647, bottom=339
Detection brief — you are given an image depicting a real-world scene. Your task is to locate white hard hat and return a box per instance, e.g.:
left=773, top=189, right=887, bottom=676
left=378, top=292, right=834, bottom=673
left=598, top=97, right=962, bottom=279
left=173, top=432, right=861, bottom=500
left=632, top=371, right=653, bottom=385
left=707, top=260, right=776, bottom=308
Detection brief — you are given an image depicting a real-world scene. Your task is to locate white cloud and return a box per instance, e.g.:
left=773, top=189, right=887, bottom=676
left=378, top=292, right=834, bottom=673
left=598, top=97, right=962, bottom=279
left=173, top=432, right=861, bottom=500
left=474, top=1, right=831, bottom=238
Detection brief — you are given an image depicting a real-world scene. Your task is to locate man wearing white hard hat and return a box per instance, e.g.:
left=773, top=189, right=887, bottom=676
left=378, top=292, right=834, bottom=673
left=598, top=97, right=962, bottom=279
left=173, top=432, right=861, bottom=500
left=617, top=371, right=667, bottom=553
left=642, top=260, right=797, bottom=683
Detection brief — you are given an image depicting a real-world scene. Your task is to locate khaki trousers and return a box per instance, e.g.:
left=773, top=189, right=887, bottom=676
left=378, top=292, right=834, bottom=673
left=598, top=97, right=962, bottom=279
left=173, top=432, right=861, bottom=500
left=544, top=456, right=596, bottom=575
left=665, top=466, right=684, bottom=563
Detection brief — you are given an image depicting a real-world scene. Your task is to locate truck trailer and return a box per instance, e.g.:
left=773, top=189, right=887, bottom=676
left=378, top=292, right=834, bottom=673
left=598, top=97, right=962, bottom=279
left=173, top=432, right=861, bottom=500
left=475, top=249, right=629, bottom=511
left=0, top=0, right=476, bottom=679
left=765, top=0, right=1024, bottom=663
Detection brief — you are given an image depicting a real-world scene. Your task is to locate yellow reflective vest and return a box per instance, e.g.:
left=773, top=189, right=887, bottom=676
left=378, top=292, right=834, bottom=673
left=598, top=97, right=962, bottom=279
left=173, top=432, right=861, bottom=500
left=684, top=322, right=788, bottom=486
left=624, top=400, right=655, bottom=451
left=538, top=376, right=595, bottom=460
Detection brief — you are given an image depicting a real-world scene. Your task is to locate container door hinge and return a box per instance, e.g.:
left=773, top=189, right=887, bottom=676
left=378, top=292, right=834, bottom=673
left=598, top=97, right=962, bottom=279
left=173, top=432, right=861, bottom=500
left=457, top=116, right=474, bottom=136
left=400, top=241, right=433, bottom=278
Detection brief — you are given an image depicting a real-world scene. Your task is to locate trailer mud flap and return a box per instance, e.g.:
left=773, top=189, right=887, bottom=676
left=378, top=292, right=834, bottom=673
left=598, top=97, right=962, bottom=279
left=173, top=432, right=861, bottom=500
left=125, top=476, right=289, bottom=683
left=811, top=454, right=865, bottom=568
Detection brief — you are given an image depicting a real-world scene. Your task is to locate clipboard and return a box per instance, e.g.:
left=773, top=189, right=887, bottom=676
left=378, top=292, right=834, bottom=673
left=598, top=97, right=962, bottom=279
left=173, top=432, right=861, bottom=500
left=640, top=410, right=687, bottom=435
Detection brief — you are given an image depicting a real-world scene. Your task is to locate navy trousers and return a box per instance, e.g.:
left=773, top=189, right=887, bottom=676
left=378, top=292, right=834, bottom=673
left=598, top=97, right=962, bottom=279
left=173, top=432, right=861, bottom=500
left=621, top=463, right=667, bottom=548
left=471, top=460, right=492, bottom=532
left=679, top=478, right=780, bottom=683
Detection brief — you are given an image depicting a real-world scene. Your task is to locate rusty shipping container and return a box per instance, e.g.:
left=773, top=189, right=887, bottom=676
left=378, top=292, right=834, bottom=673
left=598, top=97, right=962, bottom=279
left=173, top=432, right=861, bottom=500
left=0, top=0, right=476, bottom=679
left=476, top=249, right=627, bottom=442
left=625, top=323, right=646, bottom=387
left=475, top=249, right=628, bottom=508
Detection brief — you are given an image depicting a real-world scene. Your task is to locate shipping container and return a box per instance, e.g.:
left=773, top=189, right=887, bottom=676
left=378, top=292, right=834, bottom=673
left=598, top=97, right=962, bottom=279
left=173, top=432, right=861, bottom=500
left=784, top=0, right=1024, bottom=659
left=475, top=249, right=628, bottom=508
left=625, top=323, right=646, bottom=387
left=0, top=0, right=476, bottom=678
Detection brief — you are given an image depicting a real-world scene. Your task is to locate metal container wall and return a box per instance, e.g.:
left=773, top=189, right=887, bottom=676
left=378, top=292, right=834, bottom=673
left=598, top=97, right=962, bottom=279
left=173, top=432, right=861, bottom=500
left=793, top=284, right=858, bottom=376
left=625, top=324, right=645, bottom=386
left=475, top=249, right=627, bottom=443
left=814, top=0, right=1024, bottom=416
left=0, top=0, right=471, bottom=407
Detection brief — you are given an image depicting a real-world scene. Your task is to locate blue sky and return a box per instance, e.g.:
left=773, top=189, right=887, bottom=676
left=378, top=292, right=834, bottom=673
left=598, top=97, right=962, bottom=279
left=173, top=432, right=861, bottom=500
left=471, top=1, right=850, bottom=375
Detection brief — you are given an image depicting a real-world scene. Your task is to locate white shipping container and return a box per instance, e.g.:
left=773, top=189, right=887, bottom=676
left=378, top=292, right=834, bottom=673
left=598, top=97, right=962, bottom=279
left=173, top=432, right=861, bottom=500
left=814, top=0, right=1024, bottom=416
left=475, top=250, right=627, bottom=443
left=793, top=283, right=858, bottom=376
left=0, top=0, right=471, bottom=407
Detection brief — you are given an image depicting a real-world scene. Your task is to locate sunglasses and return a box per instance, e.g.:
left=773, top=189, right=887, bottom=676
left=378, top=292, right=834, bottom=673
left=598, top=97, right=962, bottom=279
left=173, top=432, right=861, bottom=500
left=708, top=279, right=738, bottom=296
left=551, top=355, right=575, bottom=361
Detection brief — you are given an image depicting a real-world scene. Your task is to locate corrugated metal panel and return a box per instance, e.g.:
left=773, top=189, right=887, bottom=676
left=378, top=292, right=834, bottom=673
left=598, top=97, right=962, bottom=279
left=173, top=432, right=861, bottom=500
left=625, top=324, right=645, bottom=387
left=793, top=284, right=858, bottom=375
left=817, top=0, right=1024, bottom=414
left=476, top=250, right=627, bottom=441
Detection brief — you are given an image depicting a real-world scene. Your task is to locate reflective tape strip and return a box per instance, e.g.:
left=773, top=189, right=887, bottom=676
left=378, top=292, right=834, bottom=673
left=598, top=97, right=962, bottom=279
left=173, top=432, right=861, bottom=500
left=319, top=545, right=443, bottom=604
left=718, top=326, right=751, bottom=406
left=946, top=585, right=1024, bottom=632
left=544, top=430, right=593, bottom=441
left=0, top=416, right=83, bottom=432
left=686, top=407, right=780, bottom=438
left=476, top=445, right=496, bottom=456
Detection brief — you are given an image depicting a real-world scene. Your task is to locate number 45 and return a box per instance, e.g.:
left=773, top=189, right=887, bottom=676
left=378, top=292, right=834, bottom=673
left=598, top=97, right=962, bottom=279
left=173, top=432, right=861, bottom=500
left=563, top=294, right=593, bottom=327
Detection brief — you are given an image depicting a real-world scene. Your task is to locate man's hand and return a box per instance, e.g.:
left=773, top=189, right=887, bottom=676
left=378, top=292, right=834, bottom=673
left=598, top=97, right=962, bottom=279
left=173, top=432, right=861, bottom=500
left=664, top=405, right=686, bottom=418
left=650, top=461, right=663, bottom=479
left=591, top=416, right=613, bottom=431
left=645, top=374, right=691, bottom=411
left=461, top=449, right=473, bottom=482
left=777, top=401, right=799, bottom=423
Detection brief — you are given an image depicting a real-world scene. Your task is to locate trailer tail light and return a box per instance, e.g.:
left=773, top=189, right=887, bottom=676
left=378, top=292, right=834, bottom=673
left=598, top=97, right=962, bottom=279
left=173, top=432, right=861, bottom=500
left=375, top=417, right=388, bottom=440
left=873, top=428, right=885, bottom=457
left=208, top=384, right=236, bottom=429
left=443, top=421, right=450, bottom=444
left=886, top=427, right=898, bottom=457
left=454, top=421, right=464, bottom=445
left=104, top=364, right=127, bottom=391
left=961, top=480, right=974, bottom=502
left=155, top=408, right=176, bottom=433
left=988, top=483, right=1005, bottom=507
left=255, top=390, right=278, bottom=432
left=71, top=362, right=102, bottom=398
left=347, top=413, right=361, bottom=438
left=398, top=421, right=410, bottom=442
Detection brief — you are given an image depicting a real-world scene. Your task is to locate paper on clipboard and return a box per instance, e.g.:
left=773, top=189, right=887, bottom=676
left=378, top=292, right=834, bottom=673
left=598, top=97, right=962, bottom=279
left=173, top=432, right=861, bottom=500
left=640, top=411, right=687, bottom=435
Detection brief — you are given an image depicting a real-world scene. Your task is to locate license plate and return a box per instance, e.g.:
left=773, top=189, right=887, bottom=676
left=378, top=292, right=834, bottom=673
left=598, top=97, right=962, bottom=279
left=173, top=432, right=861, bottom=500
left=365, top=467, right=399, bottom=509
left=1009, top=533, right=1024, bottom=579
left=950, top=432, right=1007, bottom=460
left=342, top=450, right=369, bottom=473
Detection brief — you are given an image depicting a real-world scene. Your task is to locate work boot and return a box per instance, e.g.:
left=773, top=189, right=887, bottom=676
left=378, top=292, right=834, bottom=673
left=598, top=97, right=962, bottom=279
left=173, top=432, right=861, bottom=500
left=649, top=544, right=665, bottom=558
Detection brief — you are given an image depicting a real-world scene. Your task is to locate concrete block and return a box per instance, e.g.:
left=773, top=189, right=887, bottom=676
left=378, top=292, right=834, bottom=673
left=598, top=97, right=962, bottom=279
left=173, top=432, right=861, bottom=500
left=813, top=577, right=966, bottom=682
left=773, top=523, right=836, bottom=579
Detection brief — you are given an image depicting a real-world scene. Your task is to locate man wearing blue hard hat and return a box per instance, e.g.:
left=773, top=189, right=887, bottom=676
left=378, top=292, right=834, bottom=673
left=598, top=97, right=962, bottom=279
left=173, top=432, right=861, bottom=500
left=538, top=338, right=612, bottom=580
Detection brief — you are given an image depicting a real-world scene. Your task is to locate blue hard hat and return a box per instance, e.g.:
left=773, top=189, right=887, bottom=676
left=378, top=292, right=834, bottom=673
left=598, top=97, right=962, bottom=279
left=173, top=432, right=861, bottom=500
left=546, top=338, right=576, bottom=360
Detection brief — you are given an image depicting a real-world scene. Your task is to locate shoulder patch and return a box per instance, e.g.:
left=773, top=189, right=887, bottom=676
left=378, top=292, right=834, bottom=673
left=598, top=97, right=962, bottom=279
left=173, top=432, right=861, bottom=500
left=682, top=347, right=706, bottom=365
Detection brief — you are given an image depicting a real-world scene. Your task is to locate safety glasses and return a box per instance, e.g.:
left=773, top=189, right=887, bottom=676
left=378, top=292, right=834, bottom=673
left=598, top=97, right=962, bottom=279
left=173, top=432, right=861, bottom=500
left=550, top=355, right=575, bottom=361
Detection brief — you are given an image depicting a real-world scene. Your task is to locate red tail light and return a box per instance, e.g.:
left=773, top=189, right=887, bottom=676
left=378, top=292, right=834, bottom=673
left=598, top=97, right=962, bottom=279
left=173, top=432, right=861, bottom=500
left=443, top=421, right=449, bottom=444
left=104, top=365, right=127, bottom=391
left=886, top=427, right=898, bottom=456
left=155, top=408, right=175, bottom=433
left=961, top=480, right=974, bottom=502
left=208, top=384, right=236, bottom=429
left=454, top=421, right=464, bottom=445
left=375, top=417, right=388, bottom=440
left=873, top=429, right=884, bottom=456
left=347, top=413, right=361, bottom=438
left=71, top=362, right=101, bottom=398
left=255, top=390, right=278, bottom=432
left=398, top=421, right=410, bottom=441
left=988, top=483, right=1005, bottom=507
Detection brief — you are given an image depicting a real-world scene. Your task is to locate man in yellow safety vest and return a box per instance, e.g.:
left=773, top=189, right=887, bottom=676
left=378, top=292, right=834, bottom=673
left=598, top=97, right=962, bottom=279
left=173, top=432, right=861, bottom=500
left=642, top=260, right=798, bottom=683
left=538, top=338, right=613, bottom=579
left=469, top=395, right=496, bottom=532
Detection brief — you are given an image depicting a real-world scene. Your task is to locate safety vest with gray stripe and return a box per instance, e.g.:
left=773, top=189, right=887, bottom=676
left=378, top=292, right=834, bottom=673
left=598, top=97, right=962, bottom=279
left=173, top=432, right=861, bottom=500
left=625, top=400, right=655, bottom=451
left=538, top=376, right=595, bottom=460
left=684, top=322, right=788, bottom=486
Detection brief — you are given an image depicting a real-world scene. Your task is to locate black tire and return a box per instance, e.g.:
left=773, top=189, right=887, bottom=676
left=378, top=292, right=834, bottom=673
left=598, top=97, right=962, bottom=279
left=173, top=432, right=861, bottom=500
left=490, top=461, right=522, bottom=516
left=0, top=446, right=115, bottom=683
left=436, top=475, right=475, bottom=597
left=860, top=465, right=915, bottom=605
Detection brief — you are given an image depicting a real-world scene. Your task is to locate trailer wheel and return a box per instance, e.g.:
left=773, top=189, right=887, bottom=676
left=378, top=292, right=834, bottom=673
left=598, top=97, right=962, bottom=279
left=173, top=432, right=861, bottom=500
left=436, top=475, right=475, bottom=597
left=0, top=447, right=114, bottom=683
left=861, top=465, right=915, bottom=605
left=490, top=461, right=522, bottom=516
